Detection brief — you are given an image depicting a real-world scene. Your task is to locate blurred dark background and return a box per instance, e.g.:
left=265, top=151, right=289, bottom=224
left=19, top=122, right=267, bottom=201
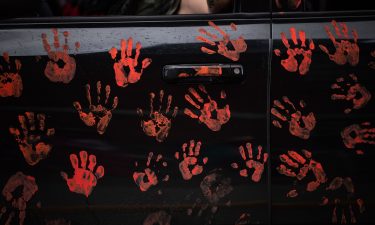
left=1, top=0, right=375, bottom=19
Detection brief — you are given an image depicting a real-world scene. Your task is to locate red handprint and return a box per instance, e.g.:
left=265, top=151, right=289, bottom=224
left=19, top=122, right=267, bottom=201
left=1, top=172, right=38, bottom=225
left=133, top=152, right=169, bottom=192
left=137, top=90, right=178, bottom=142
left=175, top=140, right=208, bottom=180
left=73, top=81, right=118, bottom=135
left=41, top=29, right=80, bottom=83
left=277, top=149, right=327, bottom=197
left=9, top=112, right=55, bottom=166
left=274, top=27, right=315, bottom=75
left=0, top=52, right=22, bottom=97
left=197, top=21, right=247, bottom=61
left=184, top=85, right=230, bottom=131
left=231, top=142, right=268, bottom=182
left=187, top=170, right=233, bottom=224
left=61, top=150, right=104, bottom=197
left=321, top=177, right=365, bottom=224
left=319, top=20, right=359, bottom=66
left=271, top=96, right=316, bottom=139
left=109, top=38, right=152, bottom=87
left=341, top=122, right=375, bottom=155
left=331, top=74, right=371, bottom=114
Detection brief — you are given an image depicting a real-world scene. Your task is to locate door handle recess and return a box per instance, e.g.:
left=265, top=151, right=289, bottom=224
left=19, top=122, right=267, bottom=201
left=163, top=64, right=244, bottom=84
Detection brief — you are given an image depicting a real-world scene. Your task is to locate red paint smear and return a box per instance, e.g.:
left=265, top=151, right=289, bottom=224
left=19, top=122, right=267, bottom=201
left=143, top=211, right=171, bottom=225
left=184, top=85, right=230, bottom=131
left=271, top=96, right=316, bottom=139
left=274, top=27, right=315, bottom=75
left=0, top=52, right=23, bottom=98
left=137, top=90, right=178, bottom=142
left=319, top=20, right=359, bottom=66
left=9, top=112, right=55, bottom=166
left=109, top=38, right=152, bottom=87
left=61, top=150, right=104, bottom=197
left=231, top=143, right=268, bottom=182
left=178, top=66, right=223, bottom=78
left=41, top=29, right=79, bottom=83
left=2, top=172, right=38, bottom=225
left=73, top=81, right=118, bottom=135
left=197, top=21, right=247, bottom=61
left=331, top=74, right=371, bottom=114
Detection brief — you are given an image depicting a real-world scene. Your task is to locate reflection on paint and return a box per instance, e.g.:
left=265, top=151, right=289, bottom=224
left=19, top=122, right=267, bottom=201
left=197, top=21, right=247, bottom=61
left=133, top=152, right=169, bottom=192
left=137, top=90, right=178, bottom=142
left=271, top=96, right=316, bottom=139
left=319, top=20, right=359, bottom=66
left=341, top=122, right=375, bottom=154
left=231, top=142, right=268, bottom=182
left=109, top=38, right=152, bottom=87
left=277, top=149, right=327, bottom=197
left=331, top=74, right=371, bottom=114
left=73, top=81, right=118, bottom=135
left=1, top=172, right=38, bottom=225
left=9, top=112, right=55, bottom=166
left=0, top=52, right=22, bottom=97
left=45, top=219, right=71, bottom=225
left=274, top=27, right=315, bottom=75
left=60, top=150, right=104, bottom=197
left=143, top=211, right=171, bottom=225
left=188, top=170, right=233, bottom=224
left=322, top=177, right=365, bottom=224
left=184, top=85, right=230, bottom=131
left=178, top=66, right=222, bottom=78
left=369, top=50, right=375, bottom=69
left=41, top=29, right=79, bottom=83
left=275, top=0, right=302, bottom=9
left=175, top=140, right=208, bottom=180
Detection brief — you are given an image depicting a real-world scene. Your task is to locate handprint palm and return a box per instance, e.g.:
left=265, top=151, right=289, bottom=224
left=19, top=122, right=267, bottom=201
left=1, top=172, right=38, bottom=225
left=197, top=21, right=247, bottom=61
left=137, top=90, right=178, bottom=142
left=73, top=81, right=118, bottom=135
left=9, top=112, right=55, bottom=166
left=274, top=27, right=315, bottom=75
left=133, top=152, right=169, bottom=192
left=109, top=38, right=152, bottom=87
left=61, top=150, right=104, bottom=197
left=41, top=29, right=80, bottom=83
left=319, top=20, right=359, bottom=66
left=0, top=52, right=22, bottom=97
left=331, top=74, right=371, bottom=114
left=277, top=149, right=327, bottom=197
left=175, top=140, right=208, bottom=180
left=231, top=142, right=268, bottom=182
left=271, top=96, right=316, bottom=139
left=341, top=122, right=375, bottom=154
left=184, top=85, right=230, bottom=131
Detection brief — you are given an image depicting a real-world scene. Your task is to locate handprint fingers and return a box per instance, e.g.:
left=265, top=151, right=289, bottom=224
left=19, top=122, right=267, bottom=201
left=232, top=143, right=268, bottom=182
left=341, top=122, right=375, bottom=154
left=109, top=38, right=151, bottom=87
left=319, top=20, right=359, bottom=66
left=197, top=21, right=247, bottom=61
left=138, top=90, right=177, bottom=142
left=62, top=150, right=104, bottom=197
left=41, top=29, right=79, bottom=83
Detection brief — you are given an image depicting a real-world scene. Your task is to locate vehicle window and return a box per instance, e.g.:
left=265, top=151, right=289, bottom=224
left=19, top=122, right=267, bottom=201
left=273, top=0, right=375, bottom=12
left=0, top=0, right=240, bottom=18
